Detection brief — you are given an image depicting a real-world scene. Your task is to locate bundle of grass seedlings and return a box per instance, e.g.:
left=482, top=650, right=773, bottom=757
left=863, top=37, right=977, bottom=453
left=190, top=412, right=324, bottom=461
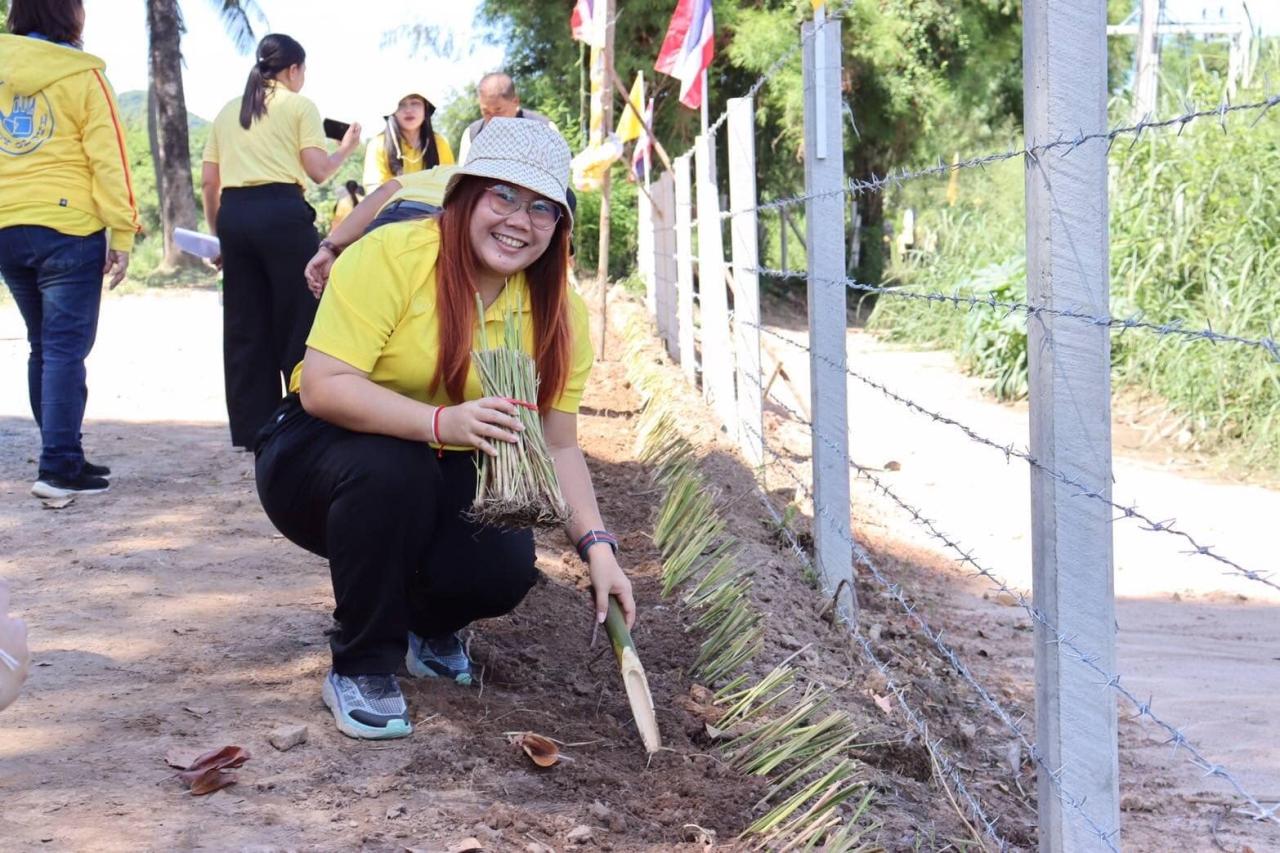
left=469, top=292, right=571, bottom=528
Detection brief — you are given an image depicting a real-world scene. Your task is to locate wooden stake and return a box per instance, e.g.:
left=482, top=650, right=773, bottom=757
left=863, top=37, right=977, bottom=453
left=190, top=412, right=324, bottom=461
left=604, top=597, right=661, bottom=754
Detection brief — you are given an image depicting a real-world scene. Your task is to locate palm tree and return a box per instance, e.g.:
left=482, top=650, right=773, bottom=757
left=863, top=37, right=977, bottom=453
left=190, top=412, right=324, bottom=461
left=146, top=0, right=265, bottom=270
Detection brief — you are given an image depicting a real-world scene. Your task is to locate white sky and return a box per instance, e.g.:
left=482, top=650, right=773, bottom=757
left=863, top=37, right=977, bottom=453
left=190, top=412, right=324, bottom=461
left=81, top=0, right=505, bottom=137
left=78, top=0, right=1278, bottom=139
left=1136, top=0, right=1278, bottom=31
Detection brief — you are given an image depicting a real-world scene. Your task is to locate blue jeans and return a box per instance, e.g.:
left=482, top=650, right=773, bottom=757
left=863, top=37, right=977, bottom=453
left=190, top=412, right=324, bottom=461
left=0, top=226, right=106, bottom=479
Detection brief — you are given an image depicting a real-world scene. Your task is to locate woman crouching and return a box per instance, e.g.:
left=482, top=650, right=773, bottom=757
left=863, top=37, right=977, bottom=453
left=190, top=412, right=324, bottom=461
left=254, top=118, right=635, bottom=740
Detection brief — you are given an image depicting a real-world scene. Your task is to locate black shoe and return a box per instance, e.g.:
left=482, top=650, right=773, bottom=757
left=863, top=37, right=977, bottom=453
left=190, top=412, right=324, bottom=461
left=31, top=473, right=110, bottom=499
left=82, top=461, right=111, bottom=477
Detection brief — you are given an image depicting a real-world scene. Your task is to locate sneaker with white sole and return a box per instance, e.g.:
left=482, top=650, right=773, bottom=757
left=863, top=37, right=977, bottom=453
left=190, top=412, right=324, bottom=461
left=31, top=472, right=110, bottom=499
left=321, top=670, right=412, bottom=740
left=406, top=631, right=473, bottom=686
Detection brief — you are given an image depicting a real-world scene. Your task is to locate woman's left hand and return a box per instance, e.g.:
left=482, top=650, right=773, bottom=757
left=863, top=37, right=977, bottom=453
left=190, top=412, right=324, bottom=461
left=588, top=551, right=635, bottom=629
left=102, top=250, right=129, bottom=289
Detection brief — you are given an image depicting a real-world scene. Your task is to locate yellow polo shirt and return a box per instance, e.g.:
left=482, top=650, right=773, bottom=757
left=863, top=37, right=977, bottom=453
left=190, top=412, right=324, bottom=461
left=202, top=82, right=327, bottom=188
left=362, top=132, right=456, bottom=191
left=291, top=219, right=593, bottom=445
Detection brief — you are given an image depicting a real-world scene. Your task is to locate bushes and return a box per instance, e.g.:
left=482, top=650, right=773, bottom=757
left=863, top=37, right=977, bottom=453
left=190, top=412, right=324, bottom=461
left=869, top=49, right=1280, bottom=473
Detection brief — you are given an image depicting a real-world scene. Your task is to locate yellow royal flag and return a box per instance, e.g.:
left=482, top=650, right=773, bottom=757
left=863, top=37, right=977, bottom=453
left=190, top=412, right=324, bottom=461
left=811, top=0, right=826, bottom=10
left=616, top=72, right=645, bottom=142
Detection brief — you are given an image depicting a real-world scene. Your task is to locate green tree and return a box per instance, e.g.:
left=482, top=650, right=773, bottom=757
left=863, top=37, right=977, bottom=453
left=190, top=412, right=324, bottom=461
left=474, top=0, right=1023, bottom=282
left=146, top=0, right=265, bottom=271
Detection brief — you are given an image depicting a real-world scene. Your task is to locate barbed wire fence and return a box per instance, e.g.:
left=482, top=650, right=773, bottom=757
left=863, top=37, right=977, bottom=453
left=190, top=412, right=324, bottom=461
left=629, top=1, right=1279, bottom=849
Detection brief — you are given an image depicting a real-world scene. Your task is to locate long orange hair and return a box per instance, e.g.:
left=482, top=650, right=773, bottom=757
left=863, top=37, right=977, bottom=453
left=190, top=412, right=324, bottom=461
left=431, top=176, right=573, bottom=412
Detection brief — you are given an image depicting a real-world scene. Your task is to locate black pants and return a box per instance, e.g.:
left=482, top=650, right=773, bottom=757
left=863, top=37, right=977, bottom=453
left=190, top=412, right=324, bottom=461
left=217, top=184, right=320, bottom=448
left=254, top=396, right=539, bottom=675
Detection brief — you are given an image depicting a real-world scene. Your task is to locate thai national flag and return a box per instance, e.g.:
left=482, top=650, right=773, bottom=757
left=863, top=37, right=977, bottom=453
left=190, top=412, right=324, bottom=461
left=570, top=0, right=606, bottom=48
left=654, top=0, right=715, bottom=110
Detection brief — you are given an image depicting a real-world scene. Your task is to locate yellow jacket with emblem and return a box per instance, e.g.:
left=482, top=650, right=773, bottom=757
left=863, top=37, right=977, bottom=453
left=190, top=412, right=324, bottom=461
left=0, top=35, right=141, bottom=252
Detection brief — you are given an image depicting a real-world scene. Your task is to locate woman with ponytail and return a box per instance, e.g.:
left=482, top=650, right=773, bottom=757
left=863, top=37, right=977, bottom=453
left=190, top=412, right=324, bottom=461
left=200, top=34, right=362, bottom=449
left=254, top=119, right=634, bottom=740
left=361, top=89, right=454, bottom=192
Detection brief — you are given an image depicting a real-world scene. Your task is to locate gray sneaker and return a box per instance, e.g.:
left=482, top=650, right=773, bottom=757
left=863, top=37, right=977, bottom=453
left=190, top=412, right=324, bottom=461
left=406, top=631, right=474, bottom=686
left=321, top=670, right=412, bottom=740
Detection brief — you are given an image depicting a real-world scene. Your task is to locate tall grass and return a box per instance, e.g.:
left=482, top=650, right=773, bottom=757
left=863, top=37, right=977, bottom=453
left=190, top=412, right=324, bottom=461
left=870, top=47, right=1280, bottom=475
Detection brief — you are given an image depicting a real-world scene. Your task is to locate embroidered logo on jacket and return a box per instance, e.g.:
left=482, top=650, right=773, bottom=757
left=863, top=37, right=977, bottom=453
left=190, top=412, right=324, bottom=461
left=0, top=87, right=55, bottom=155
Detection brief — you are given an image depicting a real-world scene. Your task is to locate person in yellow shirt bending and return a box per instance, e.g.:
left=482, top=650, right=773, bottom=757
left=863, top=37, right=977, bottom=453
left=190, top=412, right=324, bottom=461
left=305, top=165, right=455, bottom=294
left=362, top=89, right=454, bottom=192
left=201, top=34, right=361, bottom=450
left=254, top=119, right=635, bottom=740
left=0, top=0, right=141, bottom=499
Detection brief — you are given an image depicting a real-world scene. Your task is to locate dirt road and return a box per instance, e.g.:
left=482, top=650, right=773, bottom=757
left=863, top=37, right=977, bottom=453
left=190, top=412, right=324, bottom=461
left=765, top=320, right=1280, bottom=841
left=2, top=288, right=1276, bottom=851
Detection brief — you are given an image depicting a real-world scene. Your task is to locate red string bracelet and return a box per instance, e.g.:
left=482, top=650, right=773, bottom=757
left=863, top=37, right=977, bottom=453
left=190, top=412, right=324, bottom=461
left=505, top=396, right=538, bottom=411
left=432, top=405, right=446, bottom=457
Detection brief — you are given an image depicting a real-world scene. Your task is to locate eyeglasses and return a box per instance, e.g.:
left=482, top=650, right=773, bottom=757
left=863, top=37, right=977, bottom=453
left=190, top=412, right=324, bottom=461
left=484, top=184, right=563, bottom=231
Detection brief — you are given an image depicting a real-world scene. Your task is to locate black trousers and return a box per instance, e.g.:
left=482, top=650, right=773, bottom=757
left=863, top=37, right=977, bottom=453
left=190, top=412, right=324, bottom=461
left=254, top=396, right=539, bottom=675
left=217, top=184, right=320, bottom=448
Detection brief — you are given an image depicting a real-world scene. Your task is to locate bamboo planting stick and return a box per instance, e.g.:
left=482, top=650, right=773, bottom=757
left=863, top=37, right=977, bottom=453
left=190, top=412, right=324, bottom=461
left=604, top=597, right=661, bottom=754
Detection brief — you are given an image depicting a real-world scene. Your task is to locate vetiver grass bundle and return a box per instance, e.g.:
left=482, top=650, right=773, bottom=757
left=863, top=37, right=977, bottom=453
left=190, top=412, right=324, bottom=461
left=469, top=292, right=570, bottom=528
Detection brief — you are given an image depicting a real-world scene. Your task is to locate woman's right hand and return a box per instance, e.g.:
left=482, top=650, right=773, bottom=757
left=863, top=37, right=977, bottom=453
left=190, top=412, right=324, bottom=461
left=0, top=581, right=30, bottom=713
left=304, top=245, right=337, bottom=297
left=435, top=397, right=525, bottom=456
left=339, top=121, right=363, bottom=157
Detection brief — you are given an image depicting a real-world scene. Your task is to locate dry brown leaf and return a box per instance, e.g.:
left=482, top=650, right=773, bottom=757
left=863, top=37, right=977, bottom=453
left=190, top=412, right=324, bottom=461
left=179, top=767, right=237, bottom=795
left=171, top=745, right=250, bottom=796
left=40, top=496, right=74, bottom=509
left=447, top=838, right=484, bottom=853
left=509, top=732, right=559, bottom=767
left=872, top=693, right=893, bottom=715
left=704, top=722, right=728, bottom=740
left=186, top=745, right=250, bottom=771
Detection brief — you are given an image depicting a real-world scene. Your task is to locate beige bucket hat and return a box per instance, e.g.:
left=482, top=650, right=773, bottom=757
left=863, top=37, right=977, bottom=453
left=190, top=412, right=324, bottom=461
left=444, top=117, right=573, bottom=226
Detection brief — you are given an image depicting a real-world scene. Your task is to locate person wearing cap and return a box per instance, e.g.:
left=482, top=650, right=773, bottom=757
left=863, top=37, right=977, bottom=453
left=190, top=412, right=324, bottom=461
left=201, top=33, right=362, bottom=450
left=0, top=0, right=140, bottom=499
left=457, top=72, right=552, bottom=164
left=254, top=118, right=635, bottom=741
left=362, top=90, right=454, bottom=193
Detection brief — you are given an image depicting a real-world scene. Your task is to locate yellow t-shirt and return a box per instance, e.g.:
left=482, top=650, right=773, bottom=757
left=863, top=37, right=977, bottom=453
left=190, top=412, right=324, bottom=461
left=382, top=165, right=457, bottom=210
left=202, top=83, right=327, bottom=188
left=291, top=219, right=593, bottom=447
left=362, top=132, right=455, bottom=191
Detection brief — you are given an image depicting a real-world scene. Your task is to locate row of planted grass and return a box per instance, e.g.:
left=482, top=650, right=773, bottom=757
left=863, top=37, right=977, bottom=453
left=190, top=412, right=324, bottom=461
left=869, top=54, right=1280, bottom=476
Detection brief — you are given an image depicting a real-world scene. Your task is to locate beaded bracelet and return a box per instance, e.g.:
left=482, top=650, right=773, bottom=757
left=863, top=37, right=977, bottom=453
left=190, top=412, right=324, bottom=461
left=576, top=529, right=618, bottom=562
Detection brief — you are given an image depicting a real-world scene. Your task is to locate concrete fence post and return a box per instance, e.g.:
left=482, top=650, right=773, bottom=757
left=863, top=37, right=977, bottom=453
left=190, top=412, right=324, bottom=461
left=802, top=19, right=856, bottom=620
left=1024, top=0, right=1120, bottom=848
left=695, top=133, right=737, bottom=436
left=727, top=97, right=763, bottom=468
left=674, top=154, right=696, bottom=381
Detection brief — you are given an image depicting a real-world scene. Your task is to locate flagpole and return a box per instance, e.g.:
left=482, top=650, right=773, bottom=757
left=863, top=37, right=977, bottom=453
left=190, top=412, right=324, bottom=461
left=700, top=68, right=709, bottom=132
left=597, top=0, right=617, bottom=360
